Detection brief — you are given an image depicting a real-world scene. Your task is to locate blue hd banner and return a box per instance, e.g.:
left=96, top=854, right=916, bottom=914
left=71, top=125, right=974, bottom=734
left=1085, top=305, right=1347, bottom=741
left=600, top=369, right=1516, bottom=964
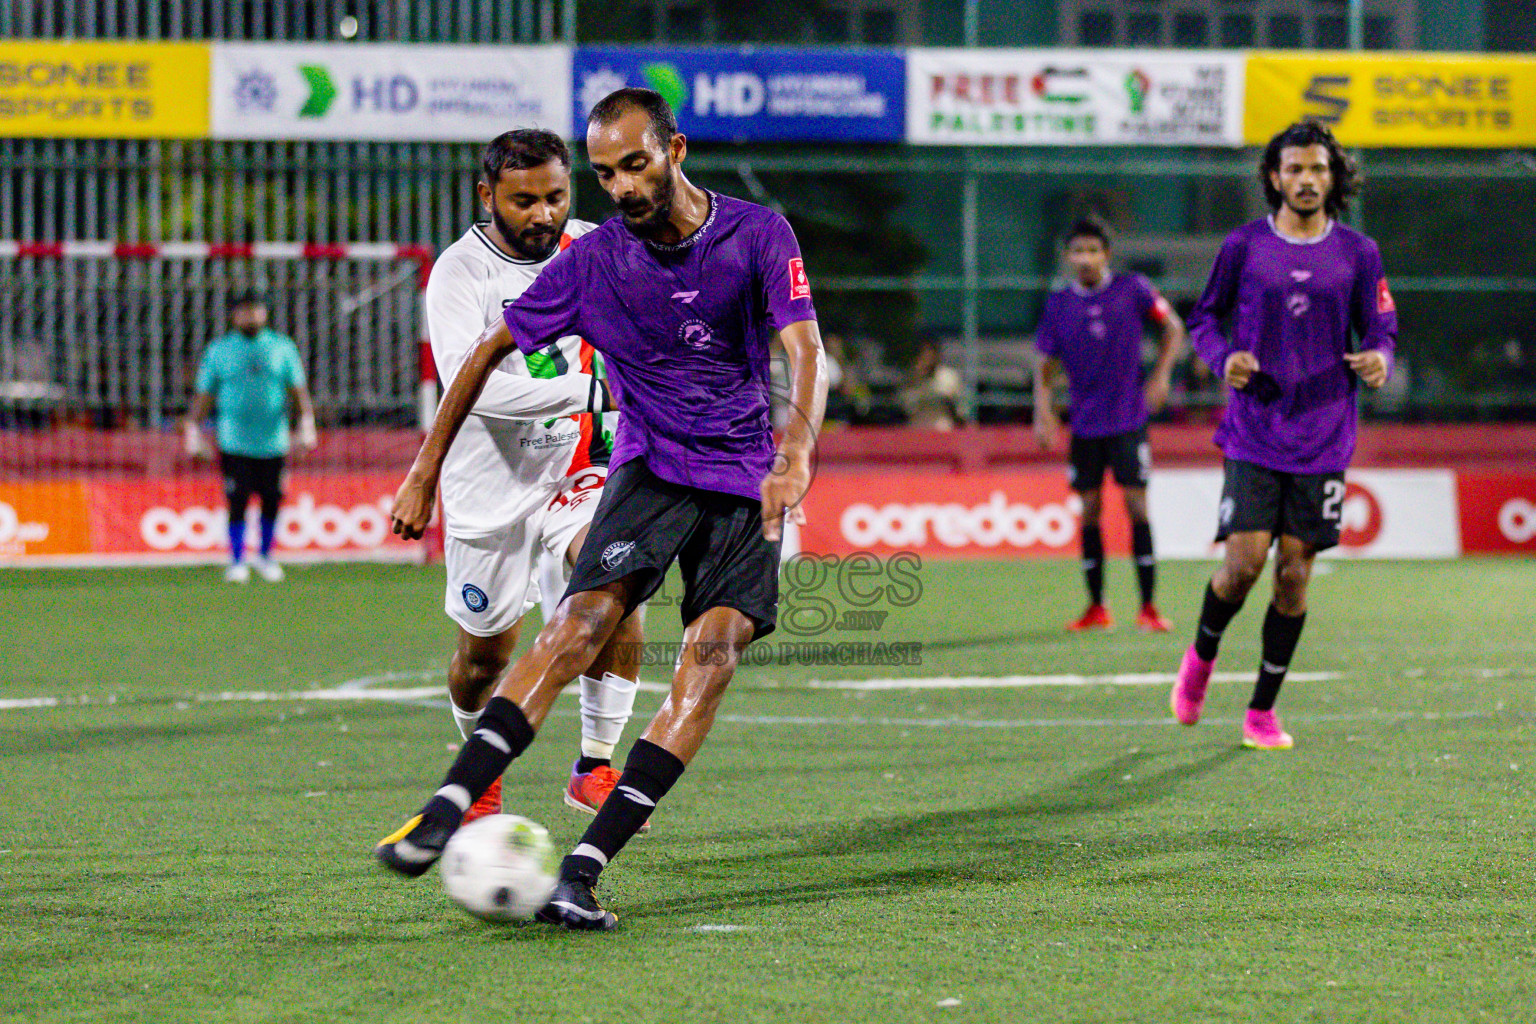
left=573, top=46, right=906, bottom=143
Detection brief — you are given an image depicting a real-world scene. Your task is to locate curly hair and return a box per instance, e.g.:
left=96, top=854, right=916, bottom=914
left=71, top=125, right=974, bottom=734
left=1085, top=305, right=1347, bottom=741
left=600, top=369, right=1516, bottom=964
left=1260, top=120, right=1360, bottom=218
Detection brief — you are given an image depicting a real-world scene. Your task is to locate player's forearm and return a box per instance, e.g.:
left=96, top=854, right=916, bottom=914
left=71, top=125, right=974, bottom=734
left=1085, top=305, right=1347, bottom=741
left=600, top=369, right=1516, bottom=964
left=1154, top=317, right=1185, bottom=376
left=472, top=372, right=607, bottom=422
left=777, top=323, right=828, bottom=461
left=185, top=393, right=212, bottom=427
left=409, top=321, right=516, bottom=481
left=1034, top=358, right=1058, bottom=416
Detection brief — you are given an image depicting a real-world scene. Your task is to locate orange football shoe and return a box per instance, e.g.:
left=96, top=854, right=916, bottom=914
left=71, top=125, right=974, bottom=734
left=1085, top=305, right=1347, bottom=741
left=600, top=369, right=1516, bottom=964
left=1136, top=604, right=1173, bottom=632
left=1067, top=604, right=1115, bottom=632
left=461, top=776, right=502, bottom=824
left=564, top=763, right=650, bottom=834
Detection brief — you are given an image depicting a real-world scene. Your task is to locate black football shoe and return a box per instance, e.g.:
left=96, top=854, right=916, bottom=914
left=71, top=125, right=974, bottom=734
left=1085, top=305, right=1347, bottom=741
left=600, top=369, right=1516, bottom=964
left=535, top=878, right=619, bottom=931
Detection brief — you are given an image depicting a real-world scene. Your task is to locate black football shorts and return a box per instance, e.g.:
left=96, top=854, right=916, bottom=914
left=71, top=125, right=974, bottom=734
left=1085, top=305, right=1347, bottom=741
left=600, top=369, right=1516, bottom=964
left=1068, top=425, right=1150, bottom=492
left=1215, top=458, right=1346, bottom=551
left=564, top=458, right=781, bottom=640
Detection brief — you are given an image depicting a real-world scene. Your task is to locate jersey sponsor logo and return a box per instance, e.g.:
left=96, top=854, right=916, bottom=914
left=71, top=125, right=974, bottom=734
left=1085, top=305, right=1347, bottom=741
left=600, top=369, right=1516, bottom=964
left=1377, top=278, right=1396, bottom=314
left=600, top=540, right=635, bottom=570
left=788, top=257, right=811, bottom=301
left=1498, top=498, right=1536, bottom=544
left=1286, top=291, right=1311, bottom=317
left=1087, top=319, right=1107, bottom=339
left=1289, top=269, right=1313, bottom=282
left=1218, top=497, right=1235, bottom=526
left=671, top=290, right=700, bottom=304
left=678, top=318, right=716, bottom=350
left=461, top=584, right=489, bottom=613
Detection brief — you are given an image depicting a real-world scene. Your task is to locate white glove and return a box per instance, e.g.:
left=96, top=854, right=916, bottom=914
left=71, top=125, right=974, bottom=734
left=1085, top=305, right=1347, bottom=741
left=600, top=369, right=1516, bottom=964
left=296, top=413, right=318, bottom=452
left=183, top=421, right=211, bottom=459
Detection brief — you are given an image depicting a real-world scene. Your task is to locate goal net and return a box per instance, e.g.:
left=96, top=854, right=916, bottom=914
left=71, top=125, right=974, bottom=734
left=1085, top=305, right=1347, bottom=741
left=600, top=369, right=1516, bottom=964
left=0, top=242, right=436, bottom=566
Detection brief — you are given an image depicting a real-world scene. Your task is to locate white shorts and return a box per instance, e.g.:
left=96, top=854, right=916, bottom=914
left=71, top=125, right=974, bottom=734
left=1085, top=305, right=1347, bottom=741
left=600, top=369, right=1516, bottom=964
left=444, top=467, right=607, bottom=637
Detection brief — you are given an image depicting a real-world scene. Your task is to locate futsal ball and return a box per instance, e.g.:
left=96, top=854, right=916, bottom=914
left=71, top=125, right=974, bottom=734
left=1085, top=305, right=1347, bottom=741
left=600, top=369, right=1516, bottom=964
left=440, top=814, right=559, bottom=922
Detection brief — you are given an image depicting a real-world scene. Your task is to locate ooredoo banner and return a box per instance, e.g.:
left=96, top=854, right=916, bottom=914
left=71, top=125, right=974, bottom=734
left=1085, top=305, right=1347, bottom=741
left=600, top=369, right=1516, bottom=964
left=0, top=474, right=416, bottom=565
left=906, top=48, right=1245, bottom=147
left=211, top=43, right=571, bottom=140
left=573, top=46, right=905, bottom=142
left=801, top=469, right=1462, bottom=560
left=1456, top=473, right=1536, bottom=554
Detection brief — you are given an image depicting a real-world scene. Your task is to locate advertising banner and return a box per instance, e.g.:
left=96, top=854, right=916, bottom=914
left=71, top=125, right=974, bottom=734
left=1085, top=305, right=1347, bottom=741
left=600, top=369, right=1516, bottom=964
left=906, top=48, right=1245, bottom=147
left=1244, top=52, right=1536, bottom=148
left=1456, top=473, right=1536, bottom=554
left=211, top=43, right=571, bottom=140
left=1149, top=468, right=1461, bottom=559
left=0, top=41, right=209, bottom=138
left=0, top=474, right=415, bottom=565
left=799, top=472, right=1126, bottom=559
left=801, top=469, right=1460, bottom=561
left=573, top=46, right=905, bottom=142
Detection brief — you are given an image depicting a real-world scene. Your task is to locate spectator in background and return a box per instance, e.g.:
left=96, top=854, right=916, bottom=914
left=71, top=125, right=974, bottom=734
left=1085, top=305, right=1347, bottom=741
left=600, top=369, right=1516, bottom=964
left=899, top=337, right=967, bottom=430
left=183, top=289, right=317, bottom=584
left=822, top=333, right=872, bottom=425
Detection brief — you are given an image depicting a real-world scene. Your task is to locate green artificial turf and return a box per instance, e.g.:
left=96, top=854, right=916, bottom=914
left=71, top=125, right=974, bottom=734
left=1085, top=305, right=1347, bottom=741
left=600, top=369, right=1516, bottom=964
left=1, top=558, right=1531, bottom=1023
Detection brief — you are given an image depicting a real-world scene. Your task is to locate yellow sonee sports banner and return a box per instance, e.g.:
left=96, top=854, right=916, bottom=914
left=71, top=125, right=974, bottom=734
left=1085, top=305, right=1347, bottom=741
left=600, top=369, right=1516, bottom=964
left=1245, top=51, right=1536, bottom=148
left=0, top=41, right=209, bottom=138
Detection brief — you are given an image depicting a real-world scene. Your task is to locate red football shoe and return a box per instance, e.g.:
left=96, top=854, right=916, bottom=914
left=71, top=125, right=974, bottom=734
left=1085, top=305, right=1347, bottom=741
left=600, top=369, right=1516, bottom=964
left=1136, top=604, right=1173, bottom=632
left=461, top=776, right=502, bottom=824
left=564, top=763, right=650, bottom=834
left=1067, top=604, right=1115, bottom=632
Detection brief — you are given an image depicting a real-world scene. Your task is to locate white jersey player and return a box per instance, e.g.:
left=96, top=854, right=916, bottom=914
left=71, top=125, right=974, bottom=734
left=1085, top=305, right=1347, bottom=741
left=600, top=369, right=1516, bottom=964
left=426, top=129, right=646, bottom=827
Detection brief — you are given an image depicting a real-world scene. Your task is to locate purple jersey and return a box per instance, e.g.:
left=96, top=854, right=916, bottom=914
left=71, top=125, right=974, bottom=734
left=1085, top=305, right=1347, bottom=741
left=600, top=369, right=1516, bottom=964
left=1188, top=217, right=1397, bottom=474
left=501, top=192, right=816, bottom=501
left=1036, top=272, right=1171, bottom=438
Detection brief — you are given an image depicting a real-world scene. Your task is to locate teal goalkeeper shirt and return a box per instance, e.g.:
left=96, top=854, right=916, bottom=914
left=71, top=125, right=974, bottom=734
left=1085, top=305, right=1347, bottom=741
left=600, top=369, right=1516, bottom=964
left=194, top=329, right=305, bottom=459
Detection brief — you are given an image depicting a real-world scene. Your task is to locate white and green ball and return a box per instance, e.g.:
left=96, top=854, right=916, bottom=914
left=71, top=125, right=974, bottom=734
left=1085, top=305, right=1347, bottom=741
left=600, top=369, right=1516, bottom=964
left=440, top=814, right=559, bottom=922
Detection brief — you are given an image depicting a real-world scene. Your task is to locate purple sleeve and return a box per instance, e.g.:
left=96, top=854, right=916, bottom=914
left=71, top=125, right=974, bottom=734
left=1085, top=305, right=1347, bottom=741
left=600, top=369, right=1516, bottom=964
left=1035, top=295, right=1061, bottom=357
left=1351, top=239, right=1398, bottom=362
left=501, top=244, right=584, bottom=355
left=1187, top=232, right=1245, bottom=372
left=757, top=214, right=817, bottom=333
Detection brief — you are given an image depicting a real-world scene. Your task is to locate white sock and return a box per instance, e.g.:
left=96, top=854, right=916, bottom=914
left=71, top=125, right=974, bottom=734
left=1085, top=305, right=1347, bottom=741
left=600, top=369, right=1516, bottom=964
left=578, top=672, right=638, bottom=761
left=449, top=698, right=481, bottom=741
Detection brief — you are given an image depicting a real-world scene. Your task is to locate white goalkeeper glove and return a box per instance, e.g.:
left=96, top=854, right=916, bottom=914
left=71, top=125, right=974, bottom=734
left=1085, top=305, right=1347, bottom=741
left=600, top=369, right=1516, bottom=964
left=183, top=421, right=211, bottom=460
left=296, top=412, right=318, bottom=452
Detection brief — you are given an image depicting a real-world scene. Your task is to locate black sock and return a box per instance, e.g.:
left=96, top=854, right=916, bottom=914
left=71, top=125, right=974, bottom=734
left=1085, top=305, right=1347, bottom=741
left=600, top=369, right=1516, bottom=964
left=561, top=739, right=684, bottom=884
left=1192, top=581, right=1245, bottom=661
left=420, top=697, right=535, bottom=826
left=1249, top=604, right=1307, bottom=711
left=1131, top=521, right=1156, bottom=606
left=1081, top=525, right=1105, bottom=606
left=575, top=755, right=610, bottom=775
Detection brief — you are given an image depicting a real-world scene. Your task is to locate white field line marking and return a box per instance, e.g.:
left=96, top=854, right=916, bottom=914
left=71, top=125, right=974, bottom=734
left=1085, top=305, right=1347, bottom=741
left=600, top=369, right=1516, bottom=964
left=806, top=671, right=1341, bottom=691
left=0, top=697, right=61, bottom=710
left=684, top=924, right=752, bottom=933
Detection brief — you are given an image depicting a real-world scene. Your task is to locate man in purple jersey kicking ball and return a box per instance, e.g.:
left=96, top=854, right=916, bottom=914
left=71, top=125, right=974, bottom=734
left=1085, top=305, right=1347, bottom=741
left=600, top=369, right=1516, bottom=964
left=1035, top=216, right=1185, bottom=633
left=375, top=88, right=828, bottom=929
left=1170, top=121, right=1396, bottom=750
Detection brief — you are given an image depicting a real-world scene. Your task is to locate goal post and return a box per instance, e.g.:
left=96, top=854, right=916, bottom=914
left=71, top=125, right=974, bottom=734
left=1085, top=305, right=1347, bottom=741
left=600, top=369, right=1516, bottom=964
left=0, top=240, right=442, bottom=567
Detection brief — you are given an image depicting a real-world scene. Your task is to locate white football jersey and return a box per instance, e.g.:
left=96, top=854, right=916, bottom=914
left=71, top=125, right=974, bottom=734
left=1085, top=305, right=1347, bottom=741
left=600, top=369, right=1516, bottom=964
left=428, top=220, right=610, bottom=539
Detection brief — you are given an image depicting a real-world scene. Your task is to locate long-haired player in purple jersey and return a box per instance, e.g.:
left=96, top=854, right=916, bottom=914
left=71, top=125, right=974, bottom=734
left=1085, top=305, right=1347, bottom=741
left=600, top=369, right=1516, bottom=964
left=375, top=89, right=828, bottom=929
left=1170, top=121, right=1396, bottom=750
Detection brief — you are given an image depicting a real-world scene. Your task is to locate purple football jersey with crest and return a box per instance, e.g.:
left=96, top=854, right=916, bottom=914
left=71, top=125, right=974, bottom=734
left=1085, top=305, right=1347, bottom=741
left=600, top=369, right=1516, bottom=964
left=1035, top=273, right=1171, bottom=438
left=501, top=192, right=817, bottom=501
left=1188, top=217, right=1397, bottom=474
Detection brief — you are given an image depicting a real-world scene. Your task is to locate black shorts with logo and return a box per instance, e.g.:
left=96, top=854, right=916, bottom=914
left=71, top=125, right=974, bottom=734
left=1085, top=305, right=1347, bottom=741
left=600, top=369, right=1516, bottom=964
left=1215, top=458, right=1346, bottom=551
left=1068, top=426, right=1150, bottom=492
left=564, top=458, right=781, bottom=640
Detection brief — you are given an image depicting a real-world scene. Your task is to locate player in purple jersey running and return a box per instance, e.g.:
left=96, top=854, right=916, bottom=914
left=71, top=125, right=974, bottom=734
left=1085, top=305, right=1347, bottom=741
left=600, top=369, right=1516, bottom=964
left=1170, top=121, right=1396, bottom=750
left=375, top=89, right=828, bottom=929
left=1035, top=217, right=1185, bottom=633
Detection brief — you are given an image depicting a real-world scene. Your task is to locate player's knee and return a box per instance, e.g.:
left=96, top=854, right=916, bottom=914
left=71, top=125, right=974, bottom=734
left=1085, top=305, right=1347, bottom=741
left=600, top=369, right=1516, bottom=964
left=549, top=599, right=619, bottom=658
left=1078, top=492, right=1103, bottom=525
left=449, top=647, right=506, bottom=694
left=1273, top=557, right=1312, bottom=603
left=1224, top=556, right=1265, bottom=593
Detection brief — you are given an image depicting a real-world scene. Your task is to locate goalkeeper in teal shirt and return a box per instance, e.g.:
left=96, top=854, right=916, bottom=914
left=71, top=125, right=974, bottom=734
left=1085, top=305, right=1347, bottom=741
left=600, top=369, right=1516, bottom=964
left=183, top=290, right=318, bottom=583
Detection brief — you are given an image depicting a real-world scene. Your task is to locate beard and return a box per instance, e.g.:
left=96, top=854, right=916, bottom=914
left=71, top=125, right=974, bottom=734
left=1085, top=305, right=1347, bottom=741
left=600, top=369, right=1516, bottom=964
left=616, top=165, right=677, bottom=239
left=1284, top=189, right=1326, bottom=217
left=492, top=205, right=563, bottom=261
